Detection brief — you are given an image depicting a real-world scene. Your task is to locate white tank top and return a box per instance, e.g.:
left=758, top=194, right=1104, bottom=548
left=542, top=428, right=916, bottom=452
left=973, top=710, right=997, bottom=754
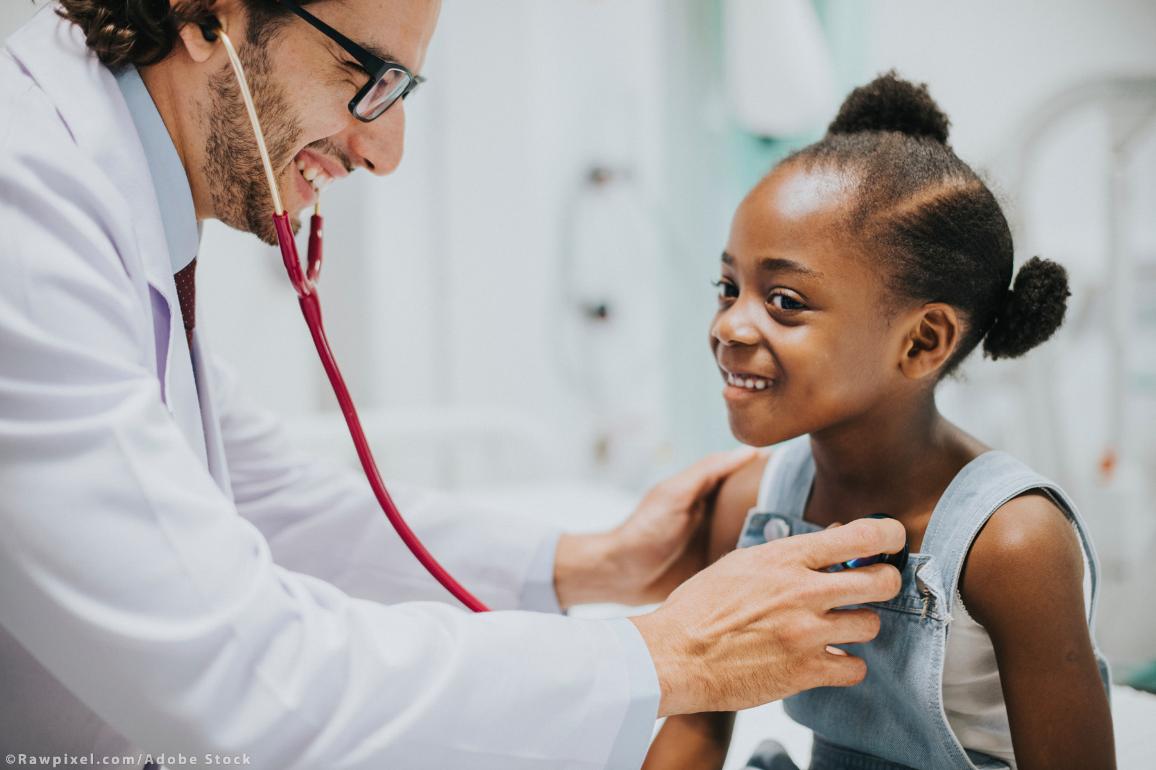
left=942, top=595, right=1017, bottom=767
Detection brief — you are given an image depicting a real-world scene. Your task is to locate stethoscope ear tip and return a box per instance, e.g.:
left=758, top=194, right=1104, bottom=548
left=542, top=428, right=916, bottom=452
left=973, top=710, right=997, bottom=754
left=199, top=17, right=221, bottom=43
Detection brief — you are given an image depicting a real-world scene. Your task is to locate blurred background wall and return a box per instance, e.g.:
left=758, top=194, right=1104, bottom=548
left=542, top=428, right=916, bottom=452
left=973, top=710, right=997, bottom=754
left=4, top=0, right=1155, bottom=684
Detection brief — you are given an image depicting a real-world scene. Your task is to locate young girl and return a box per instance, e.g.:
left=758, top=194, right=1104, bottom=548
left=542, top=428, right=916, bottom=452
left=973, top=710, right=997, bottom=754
left=642, top=74, right=1114, bottom=770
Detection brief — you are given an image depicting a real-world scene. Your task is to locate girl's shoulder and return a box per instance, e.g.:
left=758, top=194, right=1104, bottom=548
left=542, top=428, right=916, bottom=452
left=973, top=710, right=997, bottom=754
left=960, top=489, right=1086, bottom=628
left=707, top=450, right=770, bottom=563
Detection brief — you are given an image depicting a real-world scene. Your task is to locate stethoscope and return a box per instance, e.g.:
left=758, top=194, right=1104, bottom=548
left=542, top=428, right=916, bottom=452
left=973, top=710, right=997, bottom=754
left=216, top=28, right=489, bottom=612
left=214, top=25, right=909, bottom=613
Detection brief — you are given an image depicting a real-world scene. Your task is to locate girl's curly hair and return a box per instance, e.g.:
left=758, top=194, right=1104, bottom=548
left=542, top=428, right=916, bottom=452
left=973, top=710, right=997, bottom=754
left=785, top=71, right=1070, bottom=374
left=54, top=0, right=310, bottom=68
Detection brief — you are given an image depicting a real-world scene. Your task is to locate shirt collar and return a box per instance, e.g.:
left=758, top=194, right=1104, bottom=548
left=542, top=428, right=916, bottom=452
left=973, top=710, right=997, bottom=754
left=114, top=65, right=200, bottom=273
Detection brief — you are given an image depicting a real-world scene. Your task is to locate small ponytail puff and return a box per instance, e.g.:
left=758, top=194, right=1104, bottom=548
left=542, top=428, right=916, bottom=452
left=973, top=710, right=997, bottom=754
left=982, top=257, right=1070, bottom=360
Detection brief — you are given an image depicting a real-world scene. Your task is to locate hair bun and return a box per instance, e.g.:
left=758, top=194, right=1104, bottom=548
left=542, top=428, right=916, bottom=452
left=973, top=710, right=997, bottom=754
left=828, top=71, right=951, bottom=145
left=982, top=257, right=1070, bottom=360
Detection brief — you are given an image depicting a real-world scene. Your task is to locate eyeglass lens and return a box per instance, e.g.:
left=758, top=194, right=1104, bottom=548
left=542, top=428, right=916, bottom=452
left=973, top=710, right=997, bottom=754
left=355, top=68, right=412, bottom=120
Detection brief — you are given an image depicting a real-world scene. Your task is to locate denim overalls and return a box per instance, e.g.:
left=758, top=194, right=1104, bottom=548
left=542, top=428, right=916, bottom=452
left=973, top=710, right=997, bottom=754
left=737, top=437, right=1110, bottom=770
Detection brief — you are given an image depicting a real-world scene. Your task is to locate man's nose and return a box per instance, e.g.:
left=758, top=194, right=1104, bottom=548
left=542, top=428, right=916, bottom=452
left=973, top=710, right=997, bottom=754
left=347, top=99, right=407, bottom=176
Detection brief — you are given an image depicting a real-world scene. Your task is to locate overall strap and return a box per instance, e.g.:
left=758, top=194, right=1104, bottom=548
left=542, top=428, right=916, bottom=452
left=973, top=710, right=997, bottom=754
left=756, top=436, right=815, bottom=518
left=919, top=451, right=1101, bottom=622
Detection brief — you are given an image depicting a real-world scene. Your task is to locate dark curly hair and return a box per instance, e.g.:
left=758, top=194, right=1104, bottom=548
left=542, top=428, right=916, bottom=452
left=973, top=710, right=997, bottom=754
left=784, top=71, right=1069, bottom=374
left=54, top=0, right=316, bottom=68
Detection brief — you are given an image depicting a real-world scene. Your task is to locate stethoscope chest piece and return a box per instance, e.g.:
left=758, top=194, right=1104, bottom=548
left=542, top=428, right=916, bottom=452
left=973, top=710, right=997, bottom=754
left=738, top=509, right=910, bottom=573
left=840, top=513, right=909, bottom=573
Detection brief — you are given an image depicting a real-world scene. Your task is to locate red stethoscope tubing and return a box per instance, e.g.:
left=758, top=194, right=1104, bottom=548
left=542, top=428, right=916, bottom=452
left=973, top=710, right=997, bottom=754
left=273, top=210, right=491, bottom=613
left=210, top=27, right=486, bottom=611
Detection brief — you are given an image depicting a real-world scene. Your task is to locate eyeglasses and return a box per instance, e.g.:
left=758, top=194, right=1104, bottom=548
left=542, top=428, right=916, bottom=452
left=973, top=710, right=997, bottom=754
left=277, top=0, right=425, bottom=122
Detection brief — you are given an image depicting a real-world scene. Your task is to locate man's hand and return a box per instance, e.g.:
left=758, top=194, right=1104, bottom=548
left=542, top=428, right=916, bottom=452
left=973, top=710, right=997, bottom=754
left=553, top=447, right=761, bottom=609
left=630, top=517, right=906, bottom=716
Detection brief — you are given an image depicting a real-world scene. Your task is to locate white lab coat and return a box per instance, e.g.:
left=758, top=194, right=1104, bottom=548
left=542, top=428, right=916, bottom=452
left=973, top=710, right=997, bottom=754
left=0, top=7, right=656, bottom=769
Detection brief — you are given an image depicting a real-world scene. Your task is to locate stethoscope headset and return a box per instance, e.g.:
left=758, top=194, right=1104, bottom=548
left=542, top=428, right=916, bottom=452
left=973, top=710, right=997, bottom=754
left=197, top=13, right=489, bottom=611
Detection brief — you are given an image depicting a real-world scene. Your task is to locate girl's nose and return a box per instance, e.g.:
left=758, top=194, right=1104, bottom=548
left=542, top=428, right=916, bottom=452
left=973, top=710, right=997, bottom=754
left=712, top=300, right=762, bottom=347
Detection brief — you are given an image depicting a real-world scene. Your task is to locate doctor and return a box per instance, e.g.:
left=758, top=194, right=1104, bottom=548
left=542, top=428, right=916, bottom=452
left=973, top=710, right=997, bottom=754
left=0, top=1, right=904, bottom=768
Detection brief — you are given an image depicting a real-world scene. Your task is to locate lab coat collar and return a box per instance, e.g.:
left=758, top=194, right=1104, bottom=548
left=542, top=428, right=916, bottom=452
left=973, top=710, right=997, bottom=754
left=5, top=6, right=179, bottom=295
left=113, top=65, right=201, bottom=275
left=5, top=5, right=229, bottom=493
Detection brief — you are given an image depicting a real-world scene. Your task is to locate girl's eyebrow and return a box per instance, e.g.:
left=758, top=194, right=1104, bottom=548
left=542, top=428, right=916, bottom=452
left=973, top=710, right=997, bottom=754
left=720, top=252, right=823, bottom=278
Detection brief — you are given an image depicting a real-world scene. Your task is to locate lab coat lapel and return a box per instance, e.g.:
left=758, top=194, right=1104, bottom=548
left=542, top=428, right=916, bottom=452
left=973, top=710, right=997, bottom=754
left=191, top=335, right=233, bottom=499
left=6, top=7, right=218, bottom=481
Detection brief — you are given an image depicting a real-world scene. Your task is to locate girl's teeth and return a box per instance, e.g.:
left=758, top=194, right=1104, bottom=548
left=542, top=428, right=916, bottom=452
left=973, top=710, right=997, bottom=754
left=726, top=373, right=771, bottom=390
left=303, top=167, right=320, bottom=182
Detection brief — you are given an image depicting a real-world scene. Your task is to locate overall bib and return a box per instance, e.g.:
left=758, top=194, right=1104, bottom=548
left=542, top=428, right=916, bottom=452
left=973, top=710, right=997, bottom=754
left=737, top=438, right=1110, bottom=770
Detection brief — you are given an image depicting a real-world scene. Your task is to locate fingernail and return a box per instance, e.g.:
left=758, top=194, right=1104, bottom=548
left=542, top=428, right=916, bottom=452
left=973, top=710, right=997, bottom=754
left=825, top=645, right=848, bottom=656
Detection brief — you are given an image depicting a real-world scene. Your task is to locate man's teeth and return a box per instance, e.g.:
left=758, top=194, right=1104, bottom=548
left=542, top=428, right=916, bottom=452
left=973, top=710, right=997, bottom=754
left=295, top=159, right=332, bottom=190
left=726, top=372, right=770, bottom=390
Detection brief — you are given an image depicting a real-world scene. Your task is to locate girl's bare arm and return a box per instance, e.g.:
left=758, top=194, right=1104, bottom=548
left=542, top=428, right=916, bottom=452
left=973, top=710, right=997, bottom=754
left=961, top=492, right=1115, bottom=770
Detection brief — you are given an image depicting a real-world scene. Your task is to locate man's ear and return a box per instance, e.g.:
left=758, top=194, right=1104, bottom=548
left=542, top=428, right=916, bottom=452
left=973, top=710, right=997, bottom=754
left=177, top=22, right=217, bottom=63
left=176, top=0, right=238, bottom=64
left=898, top=303, right=961, bottom=380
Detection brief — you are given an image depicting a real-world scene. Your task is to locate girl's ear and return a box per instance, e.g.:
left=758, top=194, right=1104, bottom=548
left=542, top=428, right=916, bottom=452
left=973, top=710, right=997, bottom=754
left=898, top=303, right=961, bottom=380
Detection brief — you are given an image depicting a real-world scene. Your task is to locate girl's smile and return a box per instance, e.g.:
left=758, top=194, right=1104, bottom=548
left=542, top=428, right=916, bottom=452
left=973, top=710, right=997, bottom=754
left=720, top=369, right=776, bottom=400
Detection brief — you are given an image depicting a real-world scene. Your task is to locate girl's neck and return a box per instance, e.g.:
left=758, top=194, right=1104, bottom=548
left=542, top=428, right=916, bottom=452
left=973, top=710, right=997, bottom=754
left=805, top=395, right=986, bottom=547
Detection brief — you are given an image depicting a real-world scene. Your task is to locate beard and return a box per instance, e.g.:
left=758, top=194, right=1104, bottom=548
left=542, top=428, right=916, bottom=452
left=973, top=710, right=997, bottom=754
left=202, top=37, right=303, bottom=245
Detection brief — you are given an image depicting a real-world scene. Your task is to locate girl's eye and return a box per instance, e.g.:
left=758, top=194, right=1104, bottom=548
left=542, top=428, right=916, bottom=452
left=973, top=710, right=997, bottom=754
left=768, top=291, right=806, bottom=311
left=712, top=279, right=738, bottom=301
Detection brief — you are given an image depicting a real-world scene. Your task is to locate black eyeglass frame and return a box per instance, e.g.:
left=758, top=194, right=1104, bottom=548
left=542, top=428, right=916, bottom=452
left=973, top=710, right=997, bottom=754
left=276, top=0, right=425, bottom=122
